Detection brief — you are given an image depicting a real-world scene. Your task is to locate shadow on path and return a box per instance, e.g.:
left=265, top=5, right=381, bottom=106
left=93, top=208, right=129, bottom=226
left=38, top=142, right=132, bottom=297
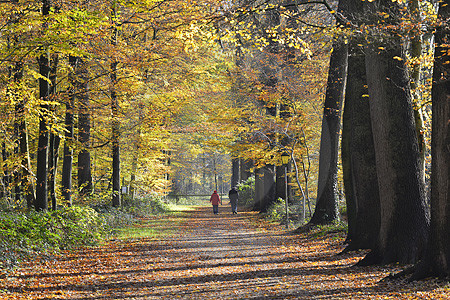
left=2, top=206, right=447, bottom=299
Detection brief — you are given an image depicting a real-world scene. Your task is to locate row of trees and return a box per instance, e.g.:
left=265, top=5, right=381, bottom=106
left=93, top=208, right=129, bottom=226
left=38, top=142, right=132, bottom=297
left=219, top=0, right=448, bottom=279
left=0, top=0, right=231, bottom=210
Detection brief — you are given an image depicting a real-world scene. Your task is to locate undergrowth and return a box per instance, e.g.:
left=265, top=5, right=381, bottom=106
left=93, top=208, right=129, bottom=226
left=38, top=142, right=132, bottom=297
left=0, top=206, right=106, bottom=274
left=236, top=177, right=255, bottom=206
left=307, top=221, right=348, bottom=239
left=0, top=196, right=169, bottom=275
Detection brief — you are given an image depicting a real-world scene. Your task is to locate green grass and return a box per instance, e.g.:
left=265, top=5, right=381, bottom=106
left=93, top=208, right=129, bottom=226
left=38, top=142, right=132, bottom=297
left=116, top=204, right=197, bottom=239
left=308, top=221, right=348, bottom=239
left=166, top=204, right=203, bottom=212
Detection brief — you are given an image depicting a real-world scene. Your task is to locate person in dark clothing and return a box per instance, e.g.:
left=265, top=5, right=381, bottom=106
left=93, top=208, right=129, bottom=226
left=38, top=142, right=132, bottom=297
left=228, top=187, right=239, bottom=214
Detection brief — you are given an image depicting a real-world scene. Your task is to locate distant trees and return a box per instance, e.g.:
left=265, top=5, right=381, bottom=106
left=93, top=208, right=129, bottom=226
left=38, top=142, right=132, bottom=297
left=217, top=0, right=328, bottom=216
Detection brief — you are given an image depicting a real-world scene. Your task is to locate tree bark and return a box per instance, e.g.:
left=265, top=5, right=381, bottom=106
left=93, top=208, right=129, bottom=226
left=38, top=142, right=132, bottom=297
left=341, top=45, right=380, bottom=251
left=360, top=0, right=429, bottom=265
left=77, top=60, right=92, bottom=199
left=260, top=164, right=275, bottom=213
left=412, top=2, right=450, bottom=278
left=275, top=164, right=286, bottom=202
left=239, top=158, right=252, bottom=182
left=409, top=0, right=426, bottom=178
left=252, top=167, right=263, bottom=211
left=18, top=103, right=35, bottom=208
left=309, top=40, right=348, bottom=224
left=111, top=2, right=120, bottom=207
left=111, top=60, right=120, bottom=207
left=231, top=157, right=240, bottom=187
left=1, top=143, right=10, bottom=201
left=12, top=59, right=35, bottom=208
left=48, top=53, right=59, bottom=210
left=35, top=0, right=51, bottom=211
left=61, top=55, right=78, bottom=206
left=129, top=105, right=143, bottom=200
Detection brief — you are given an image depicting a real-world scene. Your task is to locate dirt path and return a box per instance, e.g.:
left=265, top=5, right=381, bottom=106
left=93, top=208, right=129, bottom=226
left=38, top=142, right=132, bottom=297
left=1, top=206, right=449, bottom=299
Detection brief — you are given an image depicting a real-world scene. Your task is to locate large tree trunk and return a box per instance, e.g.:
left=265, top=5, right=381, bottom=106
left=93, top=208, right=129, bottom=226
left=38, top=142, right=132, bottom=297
left=35, top=0, right=51, bottom=211
left=341, top=44, right=380, bottom=251
left=360, top=0, right=429, bottom=265
left=309, top=40, right=348, bottom=225
left=413, top=2, right=450, bottom=279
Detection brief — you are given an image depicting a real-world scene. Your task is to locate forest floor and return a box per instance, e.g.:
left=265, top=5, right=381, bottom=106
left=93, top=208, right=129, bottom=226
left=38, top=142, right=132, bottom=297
left=1, top=205, right=449, bottom=299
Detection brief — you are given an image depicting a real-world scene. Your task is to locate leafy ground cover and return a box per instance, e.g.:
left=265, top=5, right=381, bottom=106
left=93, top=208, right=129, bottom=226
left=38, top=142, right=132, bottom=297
left=1, top=205, right=448, bottom=299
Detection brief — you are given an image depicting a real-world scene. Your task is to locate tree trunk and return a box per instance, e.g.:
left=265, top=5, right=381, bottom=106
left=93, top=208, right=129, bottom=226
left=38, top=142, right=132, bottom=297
left=12, top=59, right=35, bottom=208
left=260, top=164, right=275, bottom=213
left=12, top=66, right=21, bottom=204
left=409, top=0, right=426, bottom=178
left=111, top=2, right=120, bottom=207
left=61, top=55, right=78, bottom=206
left=18, top=106, right=35, bottom=208
left=413, top=2, right=450, bottom=279
left=36, top=52, right=50, bottom=211
left=253, top=167, right=263, bottom=211
left=35, top=0, right=51, bottom=211
left=341, top=45, right=380, bottom=251
left=129, top=106, right=142, bottom=199
left=239, top=158, right=252, bottom=182
left=111, top=59, right=120, bottom=207
left=231, top=157, right=240, bottom=187
left=275, top=165, right=286, bottom=202
left=309, top=40, right=348, bottom=225
left=48, top=133, right=60, bottom=210
left=48, top=53, right=59, bottom=210
left=77, top=59, right=92, bottom=199
left=1, top=143, right=10, bottom=201
left=360, top=0, right=429, bottom=265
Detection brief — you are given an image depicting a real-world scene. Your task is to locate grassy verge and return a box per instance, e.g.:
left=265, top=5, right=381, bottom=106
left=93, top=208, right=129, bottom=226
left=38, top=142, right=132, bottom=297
left=115, top=204, right=199, bottom=240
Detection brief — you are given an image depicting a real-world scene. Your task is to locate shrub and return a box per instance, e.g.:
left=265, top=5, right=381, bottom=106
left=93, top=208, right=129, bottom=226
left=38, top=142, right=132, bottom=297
left=0, top=206, right=107, bottom=273
left=91, top=196, right=169, bottom=231
left=237, top=176, right=255, bottom=206
left=265, top=198, right=287, bottom=222
left=308, top=221, right=348, bottom=239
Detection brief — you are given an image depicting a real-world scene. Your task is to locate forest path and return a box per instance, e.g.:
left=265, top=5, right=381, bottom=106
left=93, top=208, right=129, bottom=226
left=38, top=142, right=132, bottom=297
left=2, top=206, right=449, bottom=299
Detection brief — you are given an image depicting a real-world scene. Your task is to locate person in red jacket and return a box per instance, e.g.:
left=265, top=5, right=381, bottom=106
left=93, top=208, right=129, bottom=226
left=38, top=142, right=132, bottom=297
left=210, top=190, right=222, bottom=214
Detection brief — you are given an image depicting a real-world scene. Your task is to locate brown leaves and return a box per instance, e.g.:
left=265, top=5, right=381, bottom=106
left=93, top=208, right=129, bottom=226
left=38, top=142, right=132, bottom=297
left=1, top=207, right=449, bottom=299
